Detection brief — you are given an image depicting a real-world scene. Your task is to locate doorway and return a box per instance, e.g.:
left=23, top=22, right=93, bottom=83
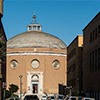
left=31, top=74, right=39, bottom=94
left=32, top=84, right=38, bottom=93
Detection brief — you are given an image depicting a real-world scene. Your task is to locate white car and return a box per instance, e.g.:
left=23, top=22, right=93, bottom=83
left=83, top=97, right=95, bottom=100
left=68, top=96, right=95, bottom=100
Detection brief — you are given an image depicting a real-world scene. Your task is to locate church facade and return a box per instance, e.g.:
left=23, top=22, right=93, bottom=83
left=6, top=16, right=67, bottom=96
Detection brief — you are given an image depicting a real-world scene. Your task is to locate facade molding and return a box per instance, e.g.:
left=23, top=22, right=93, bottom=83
left=7, top=52, right=67, bottom=56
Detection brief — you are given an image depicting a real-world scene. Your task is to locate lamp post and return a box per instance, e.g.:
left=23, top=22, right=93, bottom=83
left=19, top=75, right=23, bottom=100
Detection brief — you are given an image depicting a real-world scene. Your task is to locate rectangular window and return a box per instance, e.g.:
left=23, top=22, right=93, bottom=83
left=90, top=52, right=92, bottom=72
left=98, top=25, right=100, bottom=36
left=92, top=51, right=95, bottom=72
left=98, top=48, right=100, bottom=70
left=95, top=49, right=98, bottom=71
left=29, top=26, right=32, bottom=30
left=92, top=30, right=94, bottom=41
left=90, top=32, right=92, bottom=43
left=33, top=26, right=36, bottom=30
left=37, top=26, right=40, bottom=30
left=95, top=28, right=97, bottom=39
left=67, top=48, right=76, bottom=61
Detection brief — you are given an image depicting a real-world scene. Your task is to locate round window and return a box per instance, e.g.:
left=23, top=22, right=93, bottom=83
left=52, top=60, right=60, bottom=69
left=11, top=60, right=18, bottom=68
left=31, top=59, right=40, bottom=68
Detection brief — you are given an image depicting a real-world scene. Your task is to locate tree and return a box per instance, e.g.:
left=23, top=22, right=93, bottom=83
left=9, top=84, right=19, bottom=96
left=0, top=34, right=6, bottom=59
left=5, top=90, right=11, bottom=99
left=5, top=84, right=19, bottom=99
left=0, top=27, right=6, bottom=100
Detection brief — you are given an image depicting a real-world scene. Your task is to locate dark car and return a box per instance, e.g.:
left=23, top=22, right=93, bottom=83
left=23, top=94, right=39, bottom=100
left=47, top=96, right=55, bottom=100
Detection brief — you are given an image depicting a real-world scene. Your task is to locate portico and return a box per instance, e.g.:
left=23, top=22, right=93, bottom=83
left=27, top=72, right=43, bottom=94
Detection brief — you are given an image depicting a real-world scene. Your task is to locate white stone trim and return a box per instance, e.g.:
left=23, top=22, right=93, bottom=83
left=27, top=72, right=43, bottom=94
left=7, top=52, right=67, bottom=56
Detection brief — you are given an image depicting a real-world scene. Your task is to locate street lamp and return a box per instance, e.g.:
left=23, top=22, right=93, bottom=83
left=19, top=75, right=23, bottom=100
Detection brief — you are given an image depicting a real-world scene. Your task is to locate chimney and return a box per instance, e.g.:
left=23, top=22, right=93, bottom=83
left=0, top=0, right=3, bottom=17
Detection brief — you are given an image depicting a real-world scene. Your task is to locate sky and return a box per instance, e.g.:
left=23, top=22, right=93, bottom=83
left=2, top=0, right=100, bottom=46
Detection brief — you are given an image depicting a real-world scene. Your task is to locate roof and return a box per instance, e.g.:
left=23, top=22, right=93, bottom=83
left=83, top=12, right=100, bottom=31
left=7, top=30, right=66, bottom=49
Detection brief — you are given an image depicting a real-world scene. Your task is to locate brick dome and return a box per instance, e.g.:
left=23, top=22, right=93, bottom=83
left=7, top=31, right=66, bottom=49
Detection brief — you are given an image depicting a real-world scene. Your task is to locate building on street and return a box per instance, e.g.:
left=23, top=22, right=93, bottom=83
left=0, top=0, right=7, bottom=99
left=6, top=15, right=67, bottom=97
left=83, top=12, right=100, bottom=99
left=67, top=35, right=83, bottom=95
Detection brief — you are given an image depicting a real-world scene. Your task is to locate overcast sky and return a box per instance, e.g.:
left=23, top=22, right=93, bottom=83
left=2, top=0, right=100, bottom=45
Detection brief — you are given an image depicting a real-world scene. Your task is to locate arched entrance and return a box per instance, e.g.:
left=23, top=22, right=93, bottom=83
left=31, top=74, right=39, bottom=94
left=27, top=72, right=43, bottom=94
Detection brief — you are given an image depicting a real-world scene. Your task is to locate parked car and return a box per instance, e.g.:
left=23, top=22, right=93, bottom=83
left=57, top=94, right=65, bottom=100
left=23, top=94, right=39, bottom=100
left=7, top=97, right=20, bottom=100
left=67, top=96, right=95, bottom=100
left=41, top=95, right=47, bottom=100
left=47, top=96, right=55, bottom=100
left=67, top=96, right=80, bottom=100
left=83, top=97, right=95, bottom=100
